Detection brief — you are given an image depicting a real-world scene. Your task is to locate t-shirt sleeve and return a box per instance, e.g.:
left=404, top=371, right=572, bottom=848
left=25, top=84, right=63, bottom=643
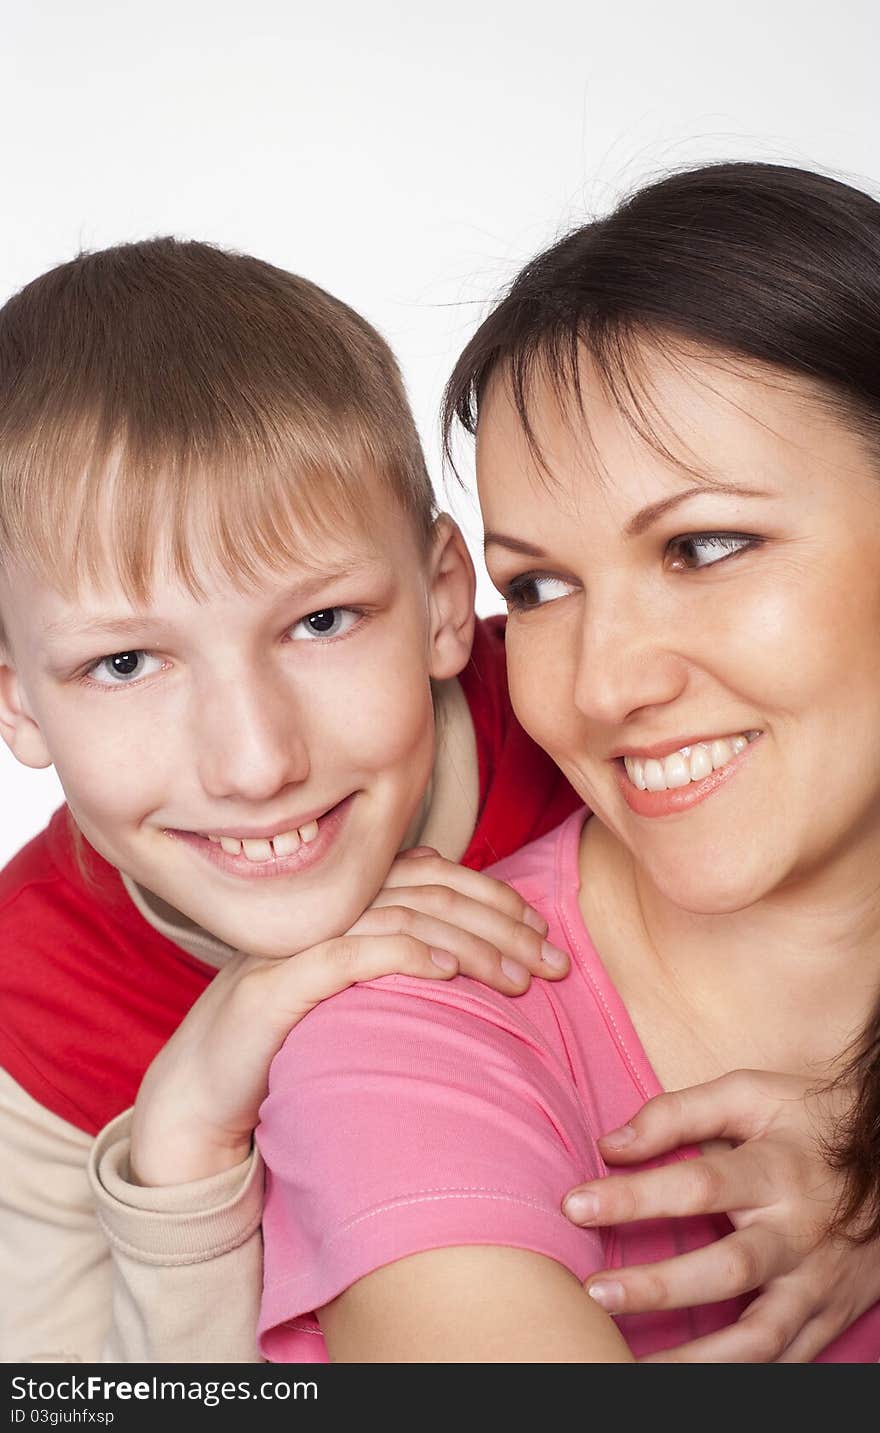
left=256, top=975, right=606, bottom=1360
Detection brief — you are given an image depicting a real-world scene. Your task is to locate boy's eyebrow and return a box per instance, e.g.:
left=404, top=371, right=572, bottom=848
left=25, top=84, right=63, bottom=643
left=41, top=562, right=390, bottom=640
left=42, top=614, right=169, bottom=640
left=484, top=483, right=774, bottom=556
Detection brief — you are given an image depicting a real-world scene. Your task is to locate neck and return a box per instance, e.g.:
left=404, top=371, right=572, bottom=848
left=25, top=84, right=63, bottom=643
left=581, top=818, right=880, bottom=1085
left=404, top=676, right=479, bottom=862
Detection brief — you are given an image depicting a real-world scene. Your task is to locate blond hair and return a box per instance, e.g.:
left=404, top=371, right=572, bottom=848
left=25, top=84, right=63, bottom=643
left=0, top=238, right=435, bottom=643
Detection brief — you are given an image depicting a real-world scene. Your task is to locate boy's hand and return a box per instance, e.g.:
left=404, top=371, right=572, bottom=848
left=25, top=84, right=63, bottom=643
left=130, top=848, right=567, bottom=1187
left=562, top=1070, right=880, bottom=1361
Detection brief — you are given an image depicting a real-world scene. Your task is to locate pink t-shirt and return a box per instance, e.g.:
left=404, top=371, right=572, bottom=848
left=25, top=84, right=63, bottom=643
left=257, top=809, right=880, bottom=1362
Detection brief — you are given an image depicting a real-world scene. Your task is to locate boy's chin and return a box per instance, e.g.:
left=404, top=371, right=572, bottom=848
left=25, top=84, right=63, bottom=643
left=203, top=907, right=361, bottom=962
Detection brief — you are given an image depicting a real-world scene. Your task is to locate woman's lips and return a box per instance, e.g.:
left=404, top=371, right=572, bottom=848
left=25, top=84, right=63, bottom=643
left=614, top=736, right=761, bottom=818
left=167, top=794, right=355, bottom=878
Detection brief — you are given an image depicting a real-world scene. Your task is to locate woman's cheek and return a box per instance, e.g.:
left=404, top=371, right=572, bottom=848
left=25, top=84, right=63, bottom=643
left=505, top=626, right=572, bottom=753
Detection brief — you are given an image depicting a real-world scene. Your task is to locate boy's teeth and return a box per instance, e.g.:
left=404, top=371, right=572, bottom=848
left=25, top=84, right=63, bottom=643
left=241, top=838, right=272, bottom=862
left=209, top=821, right=322, bottom=858
left=272, top=829, right=301, bottom=858
left=624, top=732, right=757, bottom=793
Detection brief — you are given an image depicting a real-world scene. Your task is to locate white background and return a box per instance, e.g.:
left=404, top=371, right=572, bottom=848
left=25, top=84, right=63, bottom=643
left=1, top=0, right=877, bottom=863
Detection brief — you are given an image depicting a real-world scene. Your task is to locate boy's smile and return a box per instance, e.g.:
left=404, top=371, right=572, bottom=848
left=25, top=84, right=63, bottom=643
left=0, top=493, right=474, bottom=958
left=170, top=791, right=355, bottom=877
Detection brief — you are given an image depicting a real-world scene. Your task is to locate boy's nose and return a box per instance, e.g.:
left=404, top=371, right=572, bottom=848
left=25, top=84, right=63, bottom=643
left=194, top=680, right=311, bottom=801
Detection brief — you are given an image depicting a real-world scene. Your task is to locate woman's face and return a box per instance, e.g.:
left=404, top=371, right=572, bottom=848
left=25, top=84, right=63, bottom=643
left=478, top=347, right=880, bottom=913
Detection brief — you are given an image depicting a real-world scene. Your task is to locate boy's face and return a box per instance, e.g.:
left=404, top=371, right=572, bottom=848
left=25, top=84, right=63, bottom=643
left=0, top=491, right=473, bottom=958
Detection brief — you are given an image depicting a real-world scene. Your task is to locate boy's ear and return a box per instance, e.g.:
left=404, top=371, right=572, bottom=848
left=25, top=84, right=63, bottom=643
left=426, top=515, right=477, bottom=681
left=0, top=659, right=53, bottom=769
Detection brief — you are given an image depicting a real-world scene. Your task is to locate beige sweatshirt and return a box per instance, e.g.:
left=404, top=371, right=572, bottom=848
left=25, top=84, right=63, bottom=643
left=0, top=879, right=266, bottom=1365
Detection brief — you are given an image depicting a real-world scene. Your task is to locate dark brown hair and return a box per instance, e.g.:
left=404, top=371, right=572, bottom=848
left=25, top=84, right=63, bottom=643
left=443, top=160, right=880, bottom=1240
left=0, top=237, right=435, bottom=648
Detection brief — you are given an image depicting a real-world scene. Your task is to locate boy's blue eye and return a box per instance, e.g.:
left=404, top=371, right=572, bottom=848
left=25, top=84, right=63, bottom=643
left=290, top=608, right=360, bottom=640
left=87, top=651, right=163, bottom=685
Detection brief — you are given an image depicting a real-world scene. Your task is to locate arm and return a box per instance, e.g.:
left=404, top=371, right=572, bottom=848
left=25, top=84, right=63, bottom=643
left=258, top=973, right=619, bottom=1362
left=0, top=1068, right=264, bottom=1363
left=0, top=1067, right=110, bottom=1363
left=563, top=1071, right=880, bottom=1361
left=320, top=1247, right=632, bottom=1363
left=89, top=1109, right=264, bottom=1362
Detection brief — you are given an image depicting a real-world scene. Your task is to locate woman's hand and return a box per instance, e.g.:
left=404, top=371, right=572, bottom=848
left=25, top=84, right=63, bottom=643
left=562, top=1070, right=880, bottom=1361
left=130, top=848, right=568, bottom=1186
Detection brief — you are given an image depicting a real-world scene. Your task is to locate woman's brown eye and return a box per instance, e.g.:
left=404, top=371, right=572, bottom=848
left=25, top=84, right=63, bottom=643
left=505, top=576, right=574, bottom=610
left=667, top=534, right=757, bottom=570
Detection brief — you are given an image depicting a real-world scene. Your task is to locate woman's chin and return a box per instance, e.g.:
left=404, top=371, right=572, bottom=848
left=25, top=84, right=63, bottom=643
left=647, top=860, right=773, bottom=917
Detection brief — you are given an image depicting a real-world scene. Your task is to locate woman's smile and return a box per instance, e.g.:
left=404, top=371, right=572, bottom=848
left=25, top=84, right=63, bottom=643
left=614, top=729, right=763, bottom=817
left=478, top=343, right=880, bottom=916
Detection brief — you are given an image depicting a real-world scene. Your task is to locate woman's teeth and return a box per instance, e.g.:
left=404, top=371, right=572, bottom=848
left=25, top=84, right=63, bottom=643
left=623, top=732, right=760, bottom=792
left=206, top=820, right=321, bottom=861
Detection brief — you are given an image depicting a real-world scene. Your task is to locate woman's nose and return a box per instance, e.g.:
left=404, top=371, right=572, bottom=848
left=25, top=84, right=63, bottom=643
left=572, top=594, right=689, bottom=729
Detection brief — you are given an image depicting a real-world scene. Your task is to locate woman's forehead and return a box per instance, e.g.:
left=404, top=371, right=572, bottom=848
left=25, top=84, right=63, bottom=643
left=477, top=345, right=873, bottom=506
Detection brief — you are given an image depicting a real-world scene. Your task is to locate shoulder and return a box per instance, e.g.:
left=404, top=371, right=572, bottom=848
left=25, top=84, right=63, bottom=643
left=264, top=963, right=592, bottom=1164
left=0, top=810, right=64, bottom=913
left=484, top=807, right=589, bottom=919
left=0, top=809, right=212, bottom=1135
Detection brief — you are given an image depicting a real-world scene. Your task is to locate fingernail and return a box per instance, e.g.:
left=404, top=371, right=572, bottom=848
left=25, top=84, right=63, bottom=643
left=563, top=1191, right=599, bottom=1223
left=587, top=1280, right=625, bottom=1313
left=599, top=1123, right=636, bottom=1149
left=540, top=941, right=569, bottom=971
left=501, top=957, right=528, bottom=984
left=524, top=906, right=549, bottom=934
left=430, top=950, right=458, bottom=972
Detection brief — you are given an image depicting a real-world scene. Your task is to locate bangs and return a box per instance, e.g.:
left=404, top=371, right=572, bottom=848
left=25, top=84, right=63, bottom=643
left=450, top=310, right=852, bottom=489
left=475, top=319, right=724, bottom=485
left=0, top=406, right=416, bottom=605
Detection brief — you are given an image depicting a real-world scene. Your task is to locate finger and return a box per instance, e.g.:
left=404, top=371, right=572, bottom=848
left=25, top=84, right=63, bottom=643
left=346, top=904, right=538, bottom=992
left=362, top=888, right=567, bottom=977
left=596, top=1071, right=791, bottom=1163
left=380, top=855, right=549, bottom=934
left=564, top=1143, right=785, bottom=1226
left=584, top=1224, right=795, bottom=1317
left=776, top=1310, right=841, bottom=1364
left=772, top=1246, right=866, bottom=1362
left=639, top=1283, right=808, bottom=1364
left=255, top=932, right=461, bottom=1023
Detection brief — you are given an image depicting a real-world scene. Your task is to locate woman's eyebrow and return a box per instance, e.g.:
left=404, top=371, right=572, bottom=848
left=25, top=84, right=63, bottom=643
left=483, top=484, right=774, bottom=559
left=624, top=483, right=775, bottom=537
left=483, top=533, right=548, bottom=559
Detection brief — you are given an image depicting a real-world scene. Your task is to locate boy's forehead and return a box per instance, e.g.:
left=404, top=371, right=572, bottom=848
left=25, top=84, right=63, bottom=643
left=4, top=501, right=413, bottom=634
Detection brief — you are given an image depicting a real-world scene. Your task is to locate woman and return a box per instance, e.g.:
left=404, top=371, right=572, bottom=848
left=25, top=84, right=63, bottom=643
left=256, top=161, right=880, bottom=1361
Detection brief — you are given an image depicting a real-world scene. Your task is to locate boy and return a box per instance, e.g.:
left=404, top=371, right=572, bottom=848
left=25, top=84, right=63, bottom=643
left=0, top=238, right=576, bottom=1362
